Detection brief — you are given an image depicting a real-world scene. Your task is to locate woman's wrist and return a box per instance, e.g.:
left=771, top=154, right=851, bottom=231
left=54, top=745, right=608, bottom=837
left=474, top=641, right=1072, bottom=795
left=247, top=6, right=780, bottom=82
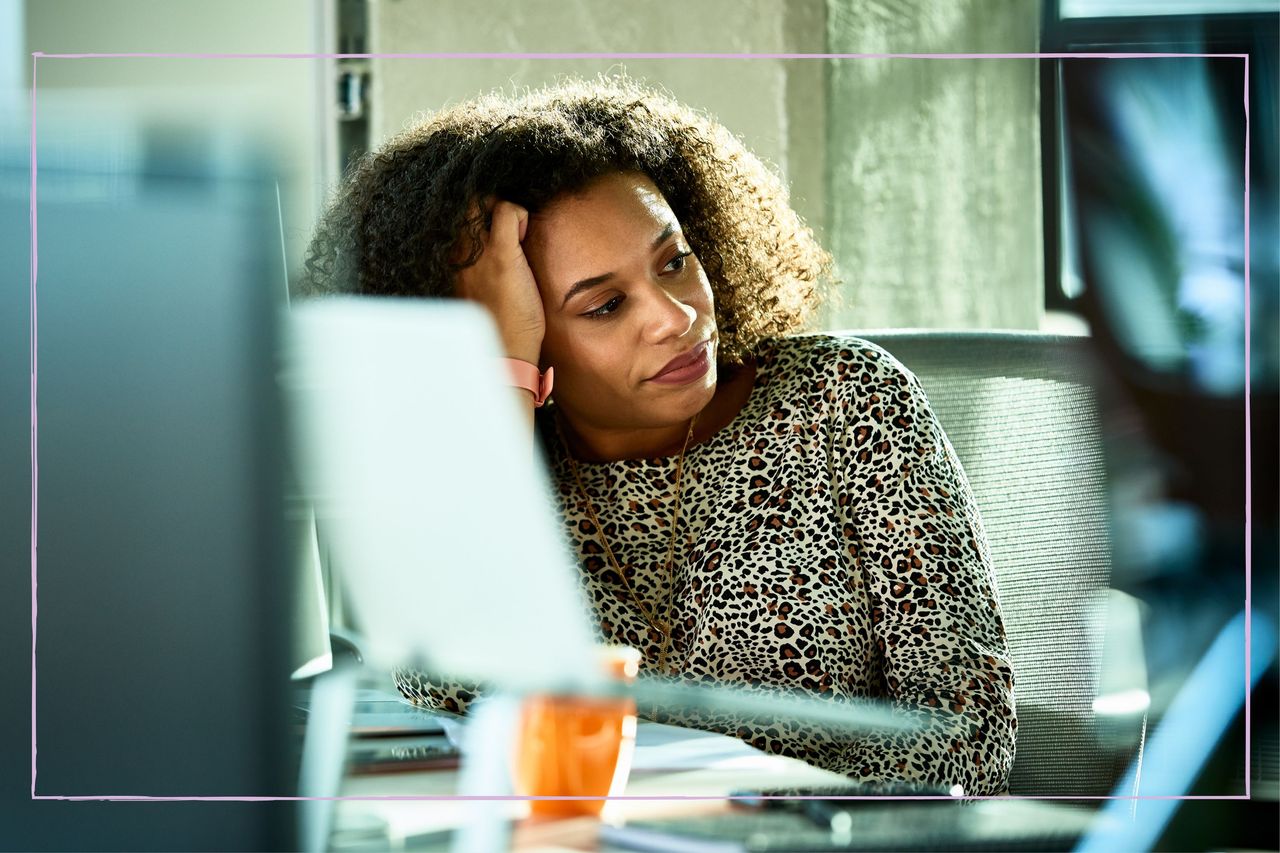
left=502, top=358, right=553, bottom=407
left=499, top=330, right=542, bottom=366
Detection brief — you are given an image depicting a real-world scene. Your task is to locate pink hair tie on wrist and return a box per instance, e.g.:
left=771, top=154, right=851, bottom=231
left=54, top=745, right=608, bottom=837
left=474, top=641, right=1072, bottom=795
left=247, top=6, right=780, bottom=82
left=501, top=358, right=553, bottom=407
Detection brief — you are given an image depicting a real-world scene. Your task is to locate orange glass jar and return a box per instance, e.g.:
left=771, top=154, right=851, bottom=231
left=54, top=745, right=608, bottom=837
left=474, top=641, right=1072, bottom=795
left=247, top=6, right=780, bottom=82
left=514, top=645, right=641, bottom=817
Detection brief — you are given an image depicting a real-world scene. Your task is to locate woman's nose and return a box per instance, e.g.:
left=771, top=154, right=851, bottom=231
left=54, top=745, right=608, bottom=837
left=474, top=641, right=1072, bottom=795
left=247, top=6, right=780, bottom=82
left=640, top=281, right=696, bottom=344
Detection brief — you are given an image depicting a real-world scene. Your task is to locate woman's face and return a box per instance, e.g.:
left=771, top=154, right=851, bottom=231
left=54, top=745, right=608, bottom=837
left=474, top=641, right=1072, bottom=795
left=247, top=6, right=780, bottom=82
left=524, top=171, right=719, bottom=434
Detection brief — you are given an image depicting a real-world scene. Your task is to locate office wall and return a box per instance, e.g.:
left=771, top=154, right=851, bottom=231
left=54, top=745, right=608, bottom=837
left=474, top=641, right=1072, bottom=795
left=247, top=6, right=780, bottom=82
left=20, top=0, right=1046, bottom=329
left=366, top=0, right=830, bottom=263
left=367, top=0, right=1043, bottom=331
left=23, top=0, right=324, bottom=280
left=1, top=0, right=20, bottom=90
left=826, top=0, right=1044, bottom=329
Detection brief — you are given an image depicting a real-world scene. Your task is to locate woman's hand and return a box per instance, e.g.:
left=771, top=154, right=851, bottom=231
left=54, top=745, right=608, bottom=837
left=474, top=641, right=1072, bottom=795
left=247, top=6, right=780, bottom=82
left=454, top=199, right=545, bottom=365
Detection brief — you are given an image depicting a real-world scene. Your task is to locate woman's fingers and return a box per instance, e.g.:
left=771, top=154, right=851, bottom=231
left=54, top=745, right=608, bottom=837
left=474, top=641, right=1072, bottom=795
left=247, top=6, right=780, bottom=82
left=453, top=198, right=544, bottom=362
left=489, top=201, right=530, bottom=262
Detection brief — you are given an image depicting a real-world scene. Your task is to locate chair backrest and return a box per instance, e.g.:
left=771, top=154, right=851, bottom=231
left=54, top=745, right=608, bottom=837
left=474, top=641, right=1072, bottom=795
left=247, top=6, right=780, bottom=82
left=855, top=330, right=1125, bottom=796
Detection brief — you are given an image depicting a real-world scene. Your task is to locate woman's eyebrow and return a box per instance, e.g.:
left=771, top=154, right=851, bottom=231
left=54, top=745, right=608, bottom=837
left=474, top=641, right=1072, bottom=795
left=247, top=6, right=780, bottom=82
left=560, top=272, right=613, bottom=309
left=650, top=221, right=677, bottom=250
left=559, top=221, right=679, bottom=309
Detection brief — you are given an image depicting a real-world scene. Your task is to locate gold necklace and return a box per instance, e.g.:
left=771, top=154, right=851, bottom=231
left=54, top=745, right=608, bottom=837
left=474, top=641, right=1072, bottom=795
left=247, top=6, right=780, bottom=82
left=560, top=414, right=698, bottom=675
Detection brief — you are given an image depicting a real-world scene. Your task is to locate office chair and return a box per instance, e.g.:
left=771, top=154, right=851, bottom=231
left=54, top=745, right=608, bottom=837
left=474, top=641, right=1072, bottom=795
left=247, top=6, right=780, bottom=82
left=855, top=330, right=1142, bottom=796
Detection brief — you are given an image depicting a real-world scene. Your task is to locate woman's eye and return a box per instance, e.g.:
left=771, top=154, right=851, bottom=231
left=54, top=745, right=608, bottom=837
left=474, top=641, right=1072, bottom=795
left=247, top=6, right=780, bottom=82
left=664, top=250, right=693, bottom=273
left=585, top=295, right=625, bottom=318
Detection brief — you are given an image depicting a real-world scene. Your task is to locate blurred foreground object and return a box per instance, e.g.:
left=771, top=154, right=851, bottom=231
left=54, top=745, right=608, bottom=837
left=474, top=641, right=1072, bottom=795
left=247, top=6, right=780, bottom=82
left=1, top=102, right=295, bottom=847
left=1058, top=28, right=1278, bottom=850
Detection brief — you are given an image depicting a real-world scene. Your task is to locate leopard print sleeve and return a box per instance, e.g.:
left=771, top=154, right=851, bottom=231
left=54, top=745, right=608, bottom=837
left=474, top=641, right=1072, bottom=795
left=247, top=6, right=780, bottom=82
left=831, top=341, right=1017, bottom=795
left=391, top=667, right=481, bottom=716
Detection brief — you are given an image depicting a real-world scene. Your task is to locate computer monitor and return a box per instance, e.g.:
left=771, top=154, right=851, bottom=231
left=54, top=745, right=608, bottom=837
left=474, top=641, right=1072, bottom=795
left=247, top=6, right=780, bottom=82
left=1055, top=30, right=1278, bottom=847
left=0, top=110, right=295, bottom=848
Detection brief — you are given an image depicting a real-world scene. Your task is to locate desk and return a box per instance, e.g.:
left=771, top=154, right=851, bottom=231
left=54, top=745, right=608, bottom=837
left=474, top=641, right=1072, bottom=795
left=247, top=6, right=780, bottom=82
left=333, top=719, right=850, bottom=852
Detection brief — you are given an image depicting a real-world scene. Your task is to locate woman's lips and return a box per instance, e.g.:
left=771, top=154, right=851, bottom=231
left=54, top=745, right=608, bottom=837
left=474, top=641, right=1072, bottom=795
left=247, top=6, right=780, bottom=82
left=648, top=339, right=712, bottom=385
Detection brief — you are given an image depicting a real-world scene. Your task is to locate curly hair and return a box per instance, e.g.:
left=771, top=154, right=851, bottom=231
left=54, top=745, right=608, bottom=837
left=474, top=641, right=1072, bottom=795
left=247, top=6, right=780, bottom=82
left=301, top=75, right=833, bottom=366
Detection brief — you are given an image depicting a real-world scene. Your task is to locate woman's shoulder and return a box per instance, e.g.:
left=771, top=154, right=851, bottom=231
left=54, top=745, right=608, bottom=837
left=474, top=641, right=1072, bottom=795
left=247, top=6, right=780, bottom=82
left=763, top=333, right=921, bottom=393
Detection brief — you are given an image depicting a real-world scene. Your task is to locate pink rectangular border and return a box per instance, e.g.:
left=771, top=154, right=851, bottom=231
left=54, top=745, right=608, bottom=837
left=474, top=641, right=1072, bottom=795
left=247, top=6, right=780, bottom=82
left=28, top=50, right=1254, bottom=804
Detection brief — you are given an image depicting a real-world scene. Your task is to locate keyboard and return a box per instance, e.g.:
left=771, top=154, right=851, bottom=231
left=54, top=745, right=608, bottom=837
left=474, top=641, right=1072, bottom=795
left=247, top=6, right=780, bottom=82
left=347, top=734, right=461, bottom=774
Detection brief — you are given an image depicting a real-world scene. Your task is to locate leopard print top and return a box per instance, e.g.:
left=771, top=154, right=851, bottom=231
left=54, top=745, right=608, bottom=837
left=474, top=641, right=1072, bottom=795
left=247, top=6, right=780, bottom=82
left=395, top=334, right=1017, bottom=795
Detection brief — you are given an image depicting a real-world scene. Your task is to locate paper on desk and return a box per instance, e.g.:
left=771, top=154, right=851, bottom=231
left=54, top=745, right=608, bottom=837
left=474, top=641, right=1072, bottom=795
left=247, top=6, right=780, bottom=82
left=436, top=714, right=771, bottom=771
left=435, top=712, right=762, bottom=768
left=630, top=721, right=776, bottom=771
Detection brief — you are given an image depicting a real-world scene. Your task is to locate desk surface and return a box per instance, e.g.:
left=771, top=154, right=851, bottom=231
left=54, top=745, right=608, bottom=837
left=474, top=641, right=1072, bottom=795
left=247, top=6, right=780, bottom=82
left=335, top=718, right=849, bottom=852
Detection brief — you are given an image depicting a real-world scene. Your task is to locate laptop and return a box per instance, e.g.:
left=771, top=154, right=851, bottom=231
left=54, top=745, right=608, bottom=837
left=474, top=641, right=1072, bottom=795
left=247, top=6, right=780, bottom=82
left=284, top=298, right=601, bottom=693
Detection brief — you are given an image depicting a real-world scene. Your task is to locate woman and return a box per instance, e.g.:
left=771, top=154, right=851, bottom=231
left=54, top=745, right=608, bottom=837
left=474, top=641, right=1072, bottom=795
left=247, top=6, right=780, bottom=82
left=303, top=77, right=1017, bottom=795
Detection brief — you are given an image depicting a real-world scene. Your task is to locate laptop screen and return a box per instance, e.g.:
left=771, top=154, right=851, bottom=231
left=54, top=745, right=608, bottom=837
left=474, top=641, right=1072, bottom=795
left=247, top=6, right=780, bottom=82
left=284, top=298, right=598, bottom=692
